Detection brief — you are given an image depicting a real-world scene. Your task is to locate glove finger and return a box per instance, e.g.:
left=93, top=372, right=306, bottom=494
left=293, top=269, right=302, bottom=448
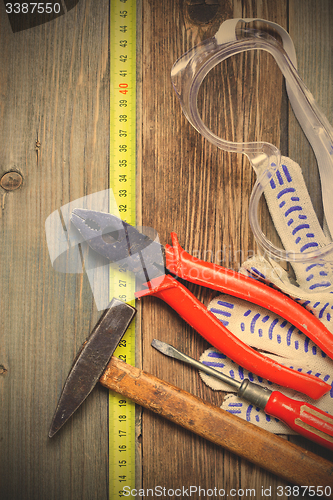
left=208, top=294, right=333, bottom=375
left=262, top=157, right=333, bottom=290
left=240, top=255, right=333, bottom=332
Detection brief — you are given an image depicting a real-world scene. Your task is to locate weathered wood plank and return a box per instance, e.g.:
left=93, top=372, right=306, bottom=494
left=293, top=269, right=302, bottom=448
left=288, top=0, right=333, bottom=221
left=286, top=0, right=333, bottom=475
left=140, top=0, right=332, bottom=498
left=0, top=1, right=110, bottom=499
left=1, top=0, right=332, bottom=499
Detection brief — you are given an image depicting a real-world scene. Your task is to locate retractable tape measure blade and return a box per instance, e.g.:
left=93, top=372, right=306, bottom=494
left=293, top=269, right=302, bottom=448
left=109, top=0, right=136, bottom=497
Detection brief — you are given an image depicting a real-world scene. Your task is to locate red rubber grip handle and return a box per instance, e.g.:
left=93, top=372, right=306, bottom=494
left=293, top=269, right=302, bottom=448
left=165, top=233, right=333, bottom=361
left=135, top=274, right=329, bottom=399
left=265, top=392, right=333, bottom=450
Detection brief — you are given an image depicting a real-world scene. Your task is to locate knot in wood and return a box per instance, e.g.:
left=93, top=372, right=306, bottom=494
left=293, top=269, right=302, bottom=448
left=0, top=171, right=23, bottom=191
left=187, top=0, right=220, bottom=24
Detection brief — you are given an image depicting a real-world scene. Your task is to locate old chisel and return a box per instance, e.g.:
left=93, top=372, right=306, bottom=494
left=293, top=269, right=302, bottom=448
left=49, top=302, right=333, bottom=490
left=49, top=298, right=136, bottom=437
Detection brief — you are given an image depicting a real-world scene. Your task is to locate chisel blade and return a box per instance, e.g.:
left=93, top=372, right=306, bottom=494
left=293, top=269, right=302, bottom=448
left=49, top=298, right=136, bottom=437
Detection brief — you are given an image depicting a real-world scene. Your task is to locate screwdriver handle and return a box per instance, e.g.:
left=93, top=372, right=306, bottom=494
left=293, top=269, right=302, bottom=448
left=152, top=340, right=333, bottom=452
left=265, top=392, right=333, bottom=450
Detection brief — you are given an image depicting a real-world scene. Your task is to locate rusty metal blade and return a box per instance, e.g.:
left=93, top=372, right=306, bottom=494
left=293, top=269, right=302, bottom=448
left=48, top=298, right=136, bottom=437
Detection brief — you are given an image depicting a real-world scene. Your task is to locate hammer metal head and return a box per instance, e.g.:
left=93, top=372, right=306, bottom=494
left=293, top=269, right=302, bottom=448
left=49, top=298, right=136, bottom=437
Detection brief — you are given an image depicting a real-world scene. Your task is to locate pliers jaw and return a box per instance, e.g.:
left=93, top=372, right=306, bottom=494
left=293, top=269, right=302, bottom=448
left=70, top=209, right=132, bottom=261
left=70, top=209, right=166, bottom=284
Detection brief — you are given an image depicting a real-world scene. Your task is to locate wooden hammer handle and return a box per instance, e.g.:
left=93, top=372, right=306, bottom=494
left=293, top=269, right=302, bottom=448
left=100, top=357, right=333, bottom=490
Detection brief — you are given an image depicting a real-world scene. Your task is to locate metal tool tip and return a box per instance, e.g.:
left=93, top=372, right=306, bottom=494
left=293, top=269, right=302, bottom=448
left=151, top=338, right=165, bottom=350
left=48, top=417, right=64, bottom=438
left=151, top=339, right=175, bottom=356
left=48, top=410, right=71, bottom=438
left=71, top=208, right=86, bottom=218
left=48, top=428, right=57, bottom=439
left=70, top=209, right=85, bottom=225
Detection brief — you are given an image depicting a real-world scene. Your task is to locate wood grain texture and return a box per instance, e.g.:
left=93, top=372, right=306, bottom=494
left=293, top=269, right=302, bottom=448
left=288, top=0, right=333, bottom=222
left=0, top=1, right=110, bottom=499
left=140, top=0, right=333, bottom=498
left=0, top=0, right=332, bottom=499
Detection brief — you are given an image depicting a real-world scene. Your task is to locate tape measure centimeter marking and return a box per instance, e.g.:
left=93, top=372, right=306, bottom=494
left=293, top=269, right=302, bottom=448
left=109, top=384, right=136, bottom=497
left=109, top=0, right=136, bottom=497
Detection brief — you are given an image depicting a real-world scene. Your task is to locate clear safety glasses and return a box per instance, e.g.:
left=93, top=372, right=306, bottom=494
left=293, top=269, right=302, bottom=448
left=171, top=18, right=333, bottom=263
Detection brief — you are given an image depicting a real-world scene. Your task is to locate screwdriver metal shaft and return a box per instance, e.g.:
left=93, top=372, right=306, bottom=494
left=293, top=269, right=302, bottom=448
left=151, top=339, right=333, bottom=450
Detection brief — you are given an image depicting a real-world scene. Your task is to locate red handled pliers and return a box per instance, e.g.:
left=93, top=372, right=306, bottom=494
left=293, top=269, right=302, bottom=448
left=70, top=209, right=333, bottom=399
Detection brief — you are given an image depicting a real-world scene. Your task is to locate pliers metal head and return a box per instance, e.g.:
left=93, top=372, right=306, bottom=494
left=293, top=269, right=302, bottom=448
left=71, top=209, right=165, bottom=283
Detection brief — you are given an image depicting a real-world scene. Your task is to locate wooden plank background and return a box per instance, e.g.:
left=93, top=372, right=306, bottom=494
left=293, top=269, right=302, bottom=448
left=0, top=1, right=332, bottom=499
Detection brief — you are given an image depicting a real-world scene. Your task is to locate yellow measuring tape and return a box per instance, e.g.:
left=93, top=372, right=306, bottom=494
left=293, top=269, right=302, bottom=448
left=109, top=0, right=136, bottom=497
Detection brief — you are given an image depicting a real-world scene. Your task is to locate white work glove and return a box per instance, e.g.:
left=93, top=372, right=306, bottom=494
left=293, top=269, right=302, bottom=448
left=200, top=157, right=333, bottom=433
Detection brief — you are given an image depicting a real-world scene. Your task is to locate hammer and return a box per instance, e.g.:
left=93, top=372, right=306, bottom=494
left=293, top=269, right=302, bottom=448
left=49, top=299, right=333, bottom=489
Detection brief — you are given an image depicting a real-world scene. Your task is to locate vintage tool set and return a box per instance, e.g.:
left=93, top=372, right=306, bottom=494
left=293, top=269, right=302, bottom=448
left=49, top=17, right=333, bottom=491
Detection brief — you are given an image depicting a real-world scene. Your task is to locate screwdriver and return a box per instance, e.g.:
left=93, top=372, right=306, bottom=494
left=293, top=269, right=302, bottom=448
left=151, top=339, right=333, bottom=451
